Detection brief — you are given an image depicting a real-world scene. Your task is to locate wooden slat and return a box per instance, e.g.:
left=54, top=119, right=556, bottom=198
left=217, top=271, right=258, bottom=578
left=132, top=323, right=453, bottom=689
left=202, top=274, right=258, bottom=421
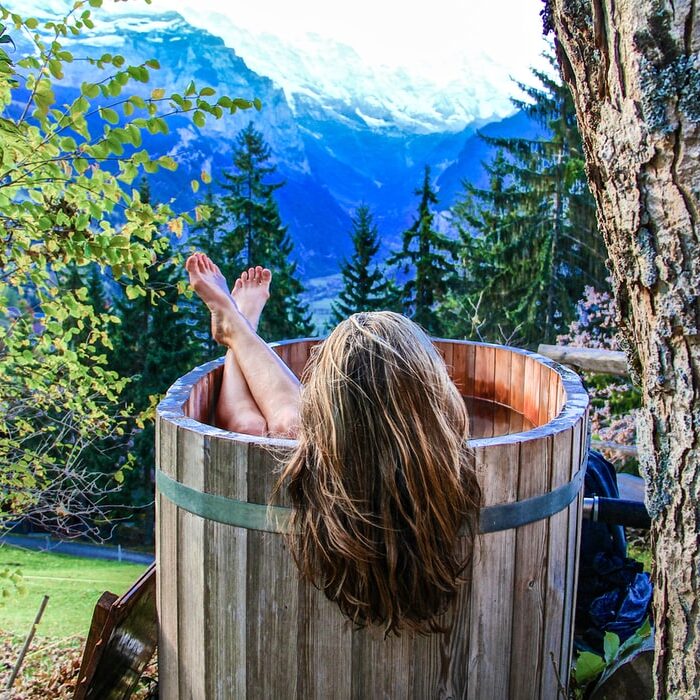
left=408, top=619, right=444, bottom=698
left=429, top=541, right=473, bottom=697
left=473, top=345, right=496, bottom=401
left=290, top=340, right=311, bottom=378
left=466, top=443, right=519, bottom=699
left=509, top=436, right=552, bottom=700
left=246, top=443, right=299, bottom=699
left=548, top=370, right=562, bottom=422
left=155, top=416, right=179, bottom=699
left=540, top=428, right=573, bottom=698
left=509, top=352, right=526, bottom=415
left=296, top=582, right=352, bottom=699
left=537, top=344, right=628, bottom=376
left=177, top=428, right=207, bottom=699
left=350, top=626, right=413, bottom=699
left=522, top=358, right=541, bottom=427
left=450, top=341, right=470, bottom=394
left=492, top=401, right=512, bottom=438
left=538, top=366, right=552, bottom=427
left=493, top=346, right=512, bottom=406
left=205, top=438, right=249, bottom=699
left=439, top=340, right=455, bottom=383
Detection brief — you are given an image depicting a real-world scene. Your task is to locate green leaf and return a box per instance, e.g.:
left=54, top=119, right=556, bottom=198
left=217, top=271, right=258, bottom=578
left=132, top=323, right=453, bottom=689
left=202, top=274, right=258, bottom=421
left=184, top=80, right=196, bottom=96
left=603, top=631, right=620, bottom=664
left=81, top=82, right=100, bottom=98
left=199, top=86, right=215, bottom=97
left=193, top=110, right=205, bottom=128
left=71, top=95, right=89, bottom=116
left=158, top=155, right=177, bottom=171
left=190, top=179, right=199, bottom=193
left=128, top=65, right=148, bottom=82
left=74, top=158, right=89, bottom=174
left=111, top=235, right=129, bottom=249
left=60, top=136, right=77, bottom=151
left=150, top=87, right=165, bottom=100
left=99, top=107, right=119, bottom=124
left=146, top=58, right=160, bottom=69
left=48, top=59, right=63, bottom=79
left=575, top=652, right=605, bottom=686
left=253, top=97, right=262, bottom=111
left=617, top=618, right=652, bottom=659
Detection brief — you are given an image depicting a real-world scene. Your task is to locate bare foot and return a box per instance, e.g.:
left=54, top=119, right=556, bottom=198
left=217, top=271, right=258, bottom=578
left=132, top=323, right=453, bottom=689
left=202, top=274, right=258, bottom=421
left=232, top=266, right=272, bottom=331
left=185, top=253, right=246, bottom=345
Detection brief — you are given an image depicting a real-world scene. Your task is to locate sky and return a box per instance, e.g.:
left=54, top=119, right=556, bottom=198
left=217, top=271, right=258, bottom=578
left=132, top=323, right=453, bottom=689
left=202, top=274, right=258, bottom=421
left=148, top=0, right=551, bottom=92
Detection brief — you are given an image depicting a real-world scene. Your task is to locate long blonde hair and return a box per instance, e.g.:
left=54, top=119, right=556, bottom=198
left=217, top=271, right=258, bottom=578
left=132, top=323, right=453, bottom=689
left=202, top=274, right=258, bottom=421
left=277, top=312, right=480, bottom=635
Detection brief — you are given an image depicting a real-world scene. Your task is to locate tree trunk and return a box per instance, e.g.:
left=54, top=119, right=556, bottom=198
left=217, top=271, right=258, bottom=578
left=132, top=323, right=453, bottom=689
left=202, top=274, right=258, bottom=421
left=547, top=1, right=699, bottom=695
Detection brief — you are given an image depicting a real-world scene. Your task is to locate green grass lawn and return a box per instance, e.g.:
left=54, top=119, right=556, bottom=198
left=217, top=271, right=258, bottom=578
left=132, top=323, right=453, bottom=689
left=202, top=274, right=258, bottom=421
left=0, top=545, right=148, bottom=639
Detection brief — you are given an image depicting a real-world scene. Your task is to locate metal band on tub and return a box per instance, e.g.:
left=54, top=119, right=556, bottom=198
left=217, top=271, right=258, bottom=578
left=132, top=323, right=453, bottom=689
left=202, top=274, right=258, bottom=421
left=156, top=464, right=586, bottom=536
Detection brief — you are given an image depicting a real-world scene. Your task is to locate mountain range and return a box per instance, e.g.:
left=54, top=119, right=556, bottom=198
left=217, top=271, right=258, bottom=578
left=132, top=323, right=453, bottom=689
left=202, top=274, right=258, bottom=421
left=13, top=3, right=545, bottom=281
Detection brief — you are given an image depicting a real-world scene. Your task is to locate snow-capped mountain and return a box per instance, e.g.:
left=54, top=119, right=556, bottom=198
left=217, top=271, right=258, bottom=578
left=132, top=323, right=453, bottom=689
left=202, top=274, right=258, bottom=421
left=8, top=1, right=539, bottom=278
left=178, top=17, right=516, bottom=134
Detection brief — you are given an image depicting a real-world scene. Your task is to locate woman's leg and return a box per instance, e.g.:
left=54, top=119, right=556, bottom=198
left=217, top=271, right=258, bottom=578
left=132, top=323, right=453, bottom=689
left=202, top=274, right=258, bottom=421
left=215, top=266, right=272, bottom=435
left=186, top=253, right=301, bottom=438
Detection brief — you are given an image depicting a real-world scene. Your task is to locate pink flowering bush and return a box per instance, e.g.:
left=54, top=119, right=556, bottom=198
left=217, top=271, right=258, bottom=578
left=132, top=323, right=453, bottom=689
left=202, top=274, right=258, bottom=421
left=557, top=286, right=640, bottom=471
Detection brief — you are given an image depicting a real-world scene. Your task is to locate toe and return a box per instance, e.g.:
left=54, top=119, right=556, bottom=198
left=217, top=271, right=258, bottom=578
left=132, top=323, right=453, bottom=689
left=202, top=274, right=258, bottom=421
left=261, top=268, right=272, bottom=283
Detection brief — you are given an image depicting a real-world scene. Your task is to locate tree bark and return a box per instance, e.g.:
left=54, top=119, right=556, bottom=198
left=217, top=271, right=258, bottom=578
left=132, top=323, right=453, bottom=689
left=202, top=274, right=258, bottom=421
left=547, top=0, right=699, bottom=696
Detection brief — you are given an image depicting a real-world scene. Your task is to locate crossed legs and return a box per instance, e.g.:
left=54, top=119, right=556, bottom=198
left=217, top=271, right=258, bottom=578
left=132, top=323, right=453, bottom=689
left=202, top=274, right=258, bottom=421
left=186, top=253, right=301, bottom=438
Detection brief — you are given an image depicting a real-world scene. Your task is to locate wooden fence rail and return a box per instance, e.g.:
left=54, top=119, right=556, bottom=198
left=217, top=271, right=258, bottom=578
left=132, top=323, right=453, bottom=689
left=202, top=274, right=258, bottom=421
left=537, top=344, right=628, bottom=377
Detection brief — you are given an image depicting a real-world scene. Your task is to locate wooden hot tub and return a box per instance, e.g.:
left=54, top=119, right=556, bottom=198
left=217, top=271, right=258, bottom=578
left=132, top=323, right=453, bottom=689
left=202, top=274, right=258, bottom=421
left=156, top=338, right=589, bottom=699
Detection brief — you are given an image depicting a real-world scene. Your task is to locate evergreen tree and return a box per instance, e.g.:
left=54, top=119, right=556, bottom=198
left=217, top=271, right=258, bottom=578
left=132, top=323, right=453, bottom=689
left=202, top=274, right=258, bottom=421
left=443, top=53, right=607, bottom=346
left=388, top=166, right=457, bottom=335
left=329, top=205, right=398, bottom=326
left=192, top=123, right=314, bottom=341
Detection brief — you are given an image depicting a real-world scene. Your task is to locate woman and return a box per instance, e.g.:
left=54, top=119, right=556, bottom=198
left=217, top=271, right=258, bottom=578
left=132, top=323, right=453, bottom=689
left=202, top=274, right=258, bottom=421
left=186, top=252, right=480, bottom=635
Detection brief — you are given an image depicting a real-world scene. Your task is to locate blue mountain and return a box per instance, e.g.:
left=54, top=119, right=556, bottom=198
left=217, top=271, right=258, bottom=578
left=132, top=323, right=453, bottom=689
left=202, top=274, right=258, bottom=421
left=13, top=5, right=538, bottom=278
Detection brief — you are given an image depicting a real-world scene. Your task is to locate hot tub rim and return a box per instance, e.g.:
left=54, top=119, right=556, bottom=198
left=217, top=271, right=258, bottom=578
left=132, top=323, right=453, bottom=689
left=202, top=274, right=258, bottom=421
left=157, top=337, right=589, bottom=450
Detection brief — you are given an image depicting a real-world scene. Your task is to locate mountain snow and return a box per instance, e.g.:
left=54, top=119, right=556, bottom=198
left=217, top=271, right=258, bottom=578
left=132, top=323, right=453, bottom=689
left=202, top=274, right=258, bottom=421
left=171, top=15, right=518, bottom=133
left=14, top=0, right=532, bottom=134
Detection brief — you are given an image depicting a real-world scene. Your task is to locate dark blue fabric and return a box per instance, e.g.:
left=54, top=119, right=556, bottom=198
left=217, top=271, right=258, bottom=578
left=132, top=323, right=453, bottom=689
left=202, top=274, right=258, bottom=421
left=575, top=451, right=653, bottom=653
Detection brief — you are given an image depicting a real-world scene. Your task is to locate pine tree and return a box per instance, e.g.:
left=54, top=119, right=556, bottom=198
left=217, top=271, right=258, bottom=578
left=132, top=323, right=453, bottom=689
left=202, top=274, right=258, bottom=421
left=329, top=205, right=398, bottom=326
left=191, top=123, right=314, bottom=341
left=388, top=166, right=457, bottom=335
left=443, top=53, right=607, bottom=346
